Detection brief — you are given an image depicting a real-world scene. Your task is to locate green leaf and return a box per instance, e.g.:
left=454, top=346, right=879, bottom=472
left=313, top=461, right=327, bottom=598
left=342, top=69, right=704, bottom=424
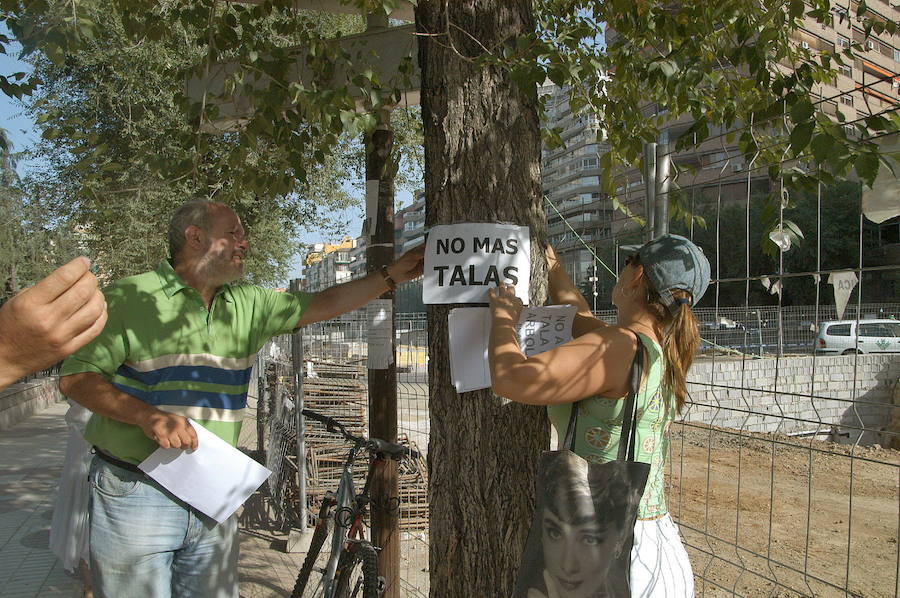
left=810, top=133, right=834, bottom=162
left=855, top=151, right=879, bottom=186
left=789, top=121, right=815, bottom=156
left=790, top=99, right=814, bottom=124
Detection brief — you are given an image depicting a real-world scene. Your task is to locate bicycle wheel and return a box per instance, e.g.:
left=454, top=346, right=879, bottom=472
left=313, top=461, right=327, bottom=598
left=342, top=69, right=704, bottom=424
left=291, top=519, right=334, bottom=598
left=332, top=541, right=380, bottom=598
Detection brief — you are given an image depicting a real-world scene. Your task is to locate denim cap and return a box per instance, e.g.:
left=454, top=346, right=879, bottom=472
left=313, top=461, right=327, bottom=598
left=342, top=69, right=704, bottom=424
left=621, top=234, right=711, bottom=311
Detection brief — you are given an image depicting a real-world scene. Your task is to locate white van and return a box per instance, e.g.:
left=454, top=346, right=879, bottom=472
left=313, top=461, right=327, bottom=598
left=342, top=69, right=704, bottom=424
left=814, top=319, right=900, bottom=354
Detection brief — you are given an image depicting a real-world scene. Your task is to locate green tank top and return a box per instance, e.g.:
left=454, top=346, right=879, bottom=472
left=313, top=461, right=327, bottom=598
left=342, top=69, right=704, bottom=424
left=547, top=332, right=675, bottom=520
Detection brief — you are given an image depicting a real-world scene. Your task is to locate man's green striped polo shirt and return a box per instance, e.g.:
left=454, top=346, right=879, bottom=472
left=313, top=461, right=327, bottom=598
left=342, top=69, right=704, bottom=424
left=60, top=260, right=313, bottom=464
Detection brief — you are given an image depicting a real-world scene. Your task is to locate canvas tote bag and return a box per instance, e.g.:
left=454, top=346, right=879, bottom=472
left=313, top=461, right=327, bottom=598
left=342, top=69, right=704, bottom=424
left=512, top=335, right=650, bottom=598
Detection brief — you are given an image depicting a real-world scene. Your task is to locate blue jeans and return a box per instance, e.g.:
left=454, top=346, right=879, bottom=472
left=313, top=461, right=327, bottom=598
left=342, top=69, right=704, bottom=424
left=88, top=457, right=239, bottom=598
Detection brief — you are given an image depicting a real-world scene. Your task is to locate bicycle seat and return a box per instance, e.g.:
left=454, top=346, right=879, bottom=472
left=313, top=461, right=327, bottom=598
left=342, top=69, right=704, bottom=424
left=367, top=438, right=418, bottom=459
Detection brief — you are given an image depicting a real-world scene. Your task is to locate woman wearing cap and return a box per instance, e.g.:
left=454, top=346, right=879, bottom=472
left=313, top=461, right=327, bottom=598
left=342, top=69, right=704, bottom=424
left=488, top=234, right=709, bottom=597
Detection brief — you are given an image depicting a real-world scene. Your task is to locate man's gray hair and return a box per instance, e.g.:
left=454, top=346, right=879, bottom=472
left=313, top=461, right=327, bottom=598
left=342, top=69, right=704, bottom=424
left=168, top=200, right=220, bottom=259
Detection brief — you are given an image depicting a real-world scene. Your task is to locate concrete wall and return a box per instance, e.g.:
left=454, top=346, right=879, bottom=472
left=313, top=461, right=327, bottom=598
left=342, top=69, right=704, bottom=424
left=0, top=377, right=64, bottom=432
left=682, top=354, right=900, bottom=445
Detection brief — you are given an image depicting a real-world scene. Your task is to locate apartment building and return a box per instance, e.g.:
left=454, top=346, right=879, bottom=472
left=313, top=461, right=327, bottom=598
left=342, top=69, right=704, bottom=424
left=299, top=237, right=356, bottom=292
left=542, top=1, right=899, bottom=304
left=395, top=190, right=426, bottom=253
left=300, top=191, right=427, bottom=310
left=540, top=83, right=618, bottom=303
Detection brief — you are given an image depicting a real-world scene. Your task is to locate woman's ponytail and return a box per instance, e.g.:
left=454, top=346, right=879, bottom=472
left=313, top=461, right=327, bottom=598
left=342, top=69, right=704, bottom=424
left=628, top=254, right=702, bottom=413
left=660, top=289, right=700, bottom=413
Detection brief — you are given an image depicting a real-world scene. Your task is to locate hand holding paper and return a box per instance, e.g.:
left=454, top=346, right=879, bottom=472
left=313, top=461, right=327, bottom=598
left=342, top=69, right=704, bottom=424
left=139, top=419, right=272, bottom=523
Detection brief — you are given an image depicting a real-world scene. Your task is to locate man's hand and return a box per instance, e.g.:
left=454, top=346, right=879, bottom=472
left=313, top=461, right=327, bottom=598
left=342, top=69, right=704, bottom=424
left=138, top=410, right=199, bottom=450
left=386, top=244, right=425, bottom=284
left=0, top=257, right=108, bottom=389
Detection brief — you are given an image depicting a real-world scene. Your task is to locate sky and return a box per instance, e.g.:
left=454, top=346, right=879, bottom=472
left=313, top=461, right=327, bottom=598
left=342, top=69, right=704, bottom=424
left=0, top=31, right=414, bottom=286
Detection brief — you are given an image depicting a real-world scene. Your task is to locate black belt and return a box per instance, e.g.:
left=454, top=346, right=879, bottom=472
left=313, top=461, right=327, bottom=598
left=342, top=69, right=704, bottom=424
left=93, top=447, right=145, bottom=475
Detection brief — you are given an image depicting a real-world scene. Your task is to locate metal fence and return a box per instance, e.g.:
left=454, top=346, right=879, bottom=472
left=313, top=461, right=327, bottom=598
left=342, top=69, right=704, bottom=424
left=251, top=74, right=900, bottom=598
left=256, top=295, right=898, bottom=596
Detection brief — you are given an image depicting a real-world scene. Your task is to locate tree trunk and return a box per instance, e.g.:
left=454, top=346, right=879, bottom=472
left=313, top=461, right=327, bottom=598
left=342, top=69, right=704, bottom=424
left=417, top=2, right=549, bottom=596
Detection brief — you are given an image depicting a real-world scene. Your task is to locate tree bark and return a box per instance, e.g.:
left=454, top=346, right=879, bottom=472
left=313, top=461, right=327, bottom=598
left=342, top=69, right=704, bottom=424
left=417, top=2, right=549, bottom=596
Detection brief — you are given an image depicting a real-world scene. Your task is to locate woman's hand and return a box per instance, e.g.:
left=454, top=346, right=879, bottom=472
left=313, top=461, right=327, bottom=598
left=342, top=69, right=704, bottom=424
left=488, top=283, right=524, bottom=324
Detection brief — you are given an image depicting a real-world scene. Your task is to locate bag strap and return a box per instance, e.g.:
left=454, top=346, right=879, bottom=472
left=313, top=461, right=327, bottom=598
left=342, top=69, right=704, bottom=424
left=562, top=330, right=645, bottom=461
left=618, top=331, right=645, bottom=462
left=563, top=394, right=580, bottom=451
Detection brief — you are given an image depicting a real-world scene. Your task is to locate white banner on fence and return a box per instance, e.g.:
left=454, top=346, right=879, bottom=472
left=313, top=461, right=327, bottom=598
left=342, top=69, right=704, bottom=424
left=828, top=271, right=858, bottom=320
left=423, top=223, right=530, bottom=304
left=448, top=305, right=576, bottom=393
left=367, top=299, right=394, bottom=369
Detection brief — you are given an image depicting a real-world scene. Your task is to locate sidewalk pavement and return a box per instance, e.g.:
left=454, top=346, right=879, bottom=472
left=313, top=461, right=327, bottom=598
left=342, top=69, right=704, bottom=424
left=0, top=400, right=304, bottom=598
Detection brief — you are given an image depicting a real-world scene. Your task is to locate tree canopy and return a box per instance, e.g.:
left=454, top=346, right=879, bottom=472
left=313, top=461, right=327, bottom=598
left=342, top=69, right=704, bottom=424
left=3, top=1, right=424, bottom=283
left=3, top=0, right=897, bottom=206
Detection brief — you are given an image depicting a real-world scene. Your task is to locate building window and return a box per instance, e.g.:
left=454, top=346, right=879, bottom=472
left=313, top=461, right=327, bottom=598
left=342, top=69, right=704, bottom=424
left=839, top=65, right=852, bottom=78
left=703, top=151, right=729, bottom=170
left=841, top=95, right=854, bottom=106
left=880, top=218, right=899, bottom=246
left=837, top=35, right=850, bottom=49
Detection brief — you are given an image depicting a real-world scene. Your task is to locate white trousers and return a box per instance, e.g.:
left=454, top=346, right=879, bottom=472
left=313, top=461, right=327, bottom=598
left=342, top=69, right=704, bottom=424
left=630, top=514, right=695, bottom=597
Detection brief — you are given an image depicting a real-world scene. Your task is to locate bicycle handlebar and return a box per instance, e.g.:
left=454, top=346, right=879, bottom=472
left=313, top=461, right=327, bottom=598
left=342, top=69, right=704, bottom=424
left=301, top=408, right=420, bottom=460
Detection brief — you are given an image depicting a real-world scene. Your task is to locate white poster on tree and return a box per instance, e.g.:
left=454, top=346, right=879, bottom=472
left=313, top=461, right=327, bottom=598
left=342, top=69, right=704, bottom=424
left=423, top=223, right=530, bottom=304
left=448, top=305, right=576, bottom=393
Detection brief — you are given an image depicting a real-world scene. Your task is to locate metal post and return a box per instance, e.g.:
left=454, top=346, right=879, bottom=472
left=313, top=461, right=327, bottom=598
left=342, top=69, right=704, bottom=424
left=363, top=13, right=400, bottom=589
left=288, top=278, right=309, bottom=549
left=655, top=142, right=670, bottom=236
left=256, top=353, right=266, bottom=455
left=756, top=310, right=764, bottom=356
left=644, top=142, right=657, bottom=241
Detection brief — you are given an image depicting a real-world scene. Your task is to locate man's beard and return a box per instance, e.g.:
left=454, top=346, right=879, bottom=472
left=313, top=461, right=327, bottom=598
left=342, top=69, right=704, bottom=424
left=201, top=252, right=243, bottom=284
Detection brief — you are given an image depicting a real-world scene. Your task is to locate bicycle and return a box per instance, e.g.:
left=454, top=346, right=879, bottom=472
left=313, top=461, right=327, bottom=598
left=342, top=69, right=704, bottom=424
left=291, top=408, right=418, bottom=598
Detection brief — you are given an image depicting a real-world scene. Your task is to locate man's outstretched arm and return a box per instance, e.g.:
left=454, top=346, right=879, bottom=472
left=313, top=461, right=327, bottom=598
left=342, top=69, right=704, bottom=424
left=297, top=244, right=425, bottom=327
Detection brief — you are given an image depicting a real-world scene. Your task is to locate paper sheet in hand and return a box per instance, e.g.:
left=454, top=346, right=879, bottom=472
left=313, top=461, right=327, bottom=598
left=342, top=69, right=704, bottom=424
left=448, top=305, right=577, bottom=393
left=139, top=419, right=272, bottom=523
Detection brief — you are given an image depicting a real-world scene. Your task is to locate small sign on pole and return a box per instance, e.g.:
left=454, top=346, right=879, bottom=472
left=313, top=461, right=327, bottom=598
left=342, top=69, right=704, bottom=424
left=423, top=223, right=530, bottom=304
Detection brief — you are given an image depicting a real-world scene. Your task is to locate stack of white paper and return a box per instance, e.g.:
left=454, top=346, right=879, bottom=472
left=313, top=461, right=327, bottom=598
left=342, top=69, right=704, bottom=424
left=448, top=305, right=577, bottom=393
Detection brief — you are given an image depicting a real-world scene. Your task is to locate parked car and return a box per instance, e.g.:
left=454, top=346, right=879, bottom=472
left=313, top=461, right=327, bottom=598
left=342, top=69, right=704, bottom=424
left=814, top=319, right=900, bottom=354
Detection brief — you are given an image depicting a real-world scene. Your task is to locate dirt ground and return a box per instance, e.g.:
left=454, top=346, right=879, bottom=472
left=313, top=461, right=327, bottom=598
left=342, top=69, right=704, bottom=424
left=242, top=390, right=899, bottom=597
left=667, top=423, right=899, bottom=598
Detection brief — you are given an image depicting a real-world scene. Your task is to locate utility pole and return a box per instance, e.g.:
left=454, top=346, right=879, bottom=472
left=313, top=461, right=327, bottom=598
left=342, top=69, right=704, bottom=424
left=644, top=142, right=657, bottom=241
left=644, top=141, right=672, bottom=239
left=364, top=13, right=399, bottom=596
left=655, top=142, right=671, bottom=236
left=288, top=278, right=308, bottom=552
left=188, top=3, right=416, bottom=591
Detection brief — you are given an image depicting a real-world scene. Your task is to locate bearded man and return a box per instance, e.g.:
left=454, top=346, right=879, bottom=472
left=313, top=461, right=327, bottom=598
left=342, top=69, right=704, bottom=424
left=59, top=200, right=423, bottom=598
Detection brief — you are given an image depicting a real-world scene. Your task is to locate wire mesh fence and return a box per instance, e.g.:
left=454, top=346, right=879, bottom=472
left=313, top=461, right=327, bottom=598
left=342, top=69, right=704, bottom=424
left=245, top=58, right=900, bottom=597
left=252, top=302, right=897, bottom=596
